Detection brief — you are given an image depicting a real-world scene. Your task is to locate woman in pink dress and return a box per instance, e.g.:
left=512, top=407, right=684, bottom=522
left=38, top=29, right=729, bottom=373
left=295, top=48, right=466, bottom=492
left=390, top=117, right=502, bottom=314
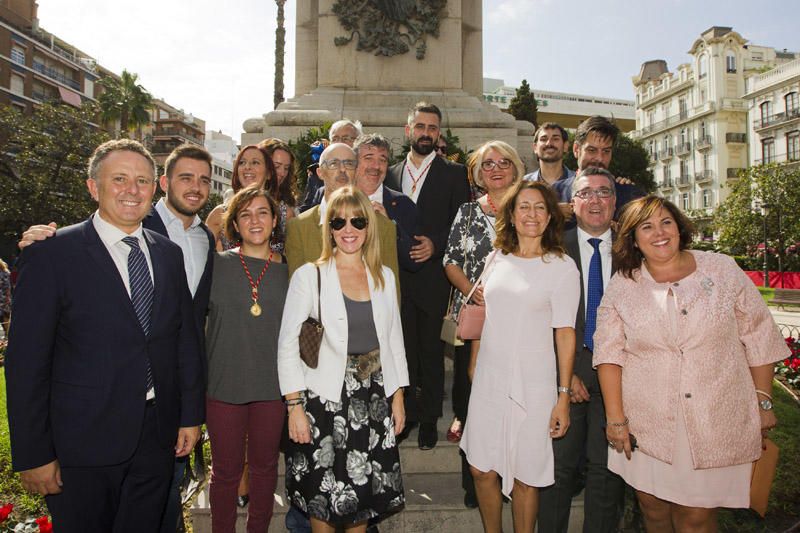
left=460, top=180, right=580, bottom=533
left=594, top=195, right=788, bottom=531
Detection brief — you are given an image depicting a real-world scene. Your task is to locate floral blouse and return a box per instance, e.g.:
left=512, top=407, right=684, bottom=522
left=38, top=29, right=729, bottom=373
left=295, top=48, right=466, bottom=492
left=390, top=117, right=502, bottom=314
left=443, top=200, right=496, bottom=315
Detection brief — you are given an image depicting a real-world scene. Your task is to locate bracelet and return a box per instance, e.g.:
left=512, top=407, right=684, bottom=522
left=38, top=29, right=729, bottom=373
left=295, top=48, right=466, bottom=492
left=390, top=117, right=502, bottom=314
left=557, top=386, right=572, bottom=395
left=287, top=403, right=304, bottom=413
left=607, top=417, right=629, bottom=427
left=755, top=389, right=772, bottom=400
left=285, top=397, right=306, bottom=407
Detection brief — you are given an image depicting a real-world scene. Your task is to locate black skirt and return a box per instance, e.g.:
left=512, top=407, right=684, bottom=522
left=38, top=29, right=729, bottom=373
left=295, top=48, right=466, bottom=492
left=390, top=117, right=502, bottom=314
left=286, top=358, right=405, bottom=525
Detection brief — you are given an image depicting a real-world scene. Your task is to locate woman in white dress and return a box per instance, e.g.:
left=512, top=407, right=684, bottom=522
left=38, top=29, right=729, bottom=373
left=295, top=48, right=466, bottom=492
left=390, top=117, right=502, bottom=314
left=460, top=180, right=580, bottom=532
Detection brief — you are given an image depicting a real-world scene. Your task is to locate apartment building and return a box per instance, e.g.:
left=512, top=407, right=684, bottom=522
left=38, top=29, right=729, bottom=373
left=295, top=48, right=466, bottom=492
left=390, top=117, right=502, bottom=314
left=743, top=58, right=800, bottom=168
left=144, top=98, right=206, bottom=168
left=631, top=26, right=798, bottom=215
left=205, top=130, right=237, bottom=196
left=0, top=0, right=101, bottom=113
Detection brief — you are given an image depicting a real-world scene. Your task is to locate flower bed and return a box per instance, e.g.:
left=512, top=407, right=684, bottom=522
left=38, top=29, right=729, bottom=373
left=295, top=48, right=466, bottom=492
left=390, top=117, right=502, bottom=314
left=778, top=336, right=800, bottom=391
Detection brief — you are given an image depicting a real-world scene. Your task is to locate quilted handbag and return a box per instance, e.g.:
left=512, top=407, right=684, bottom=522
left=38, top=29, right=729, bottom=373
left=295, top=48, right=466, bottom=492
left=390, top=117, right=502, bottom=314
left=299, top=267, right=323, bottom=368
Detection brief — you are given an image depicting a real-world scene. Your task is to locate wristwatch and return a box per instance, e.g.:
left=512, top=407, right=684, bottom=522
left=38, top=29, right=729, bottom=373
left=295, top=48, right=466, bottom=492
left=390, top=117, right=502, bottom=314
left=557, top=386, right=572, bottom=395
left=759, top=398, right=773, bottom=411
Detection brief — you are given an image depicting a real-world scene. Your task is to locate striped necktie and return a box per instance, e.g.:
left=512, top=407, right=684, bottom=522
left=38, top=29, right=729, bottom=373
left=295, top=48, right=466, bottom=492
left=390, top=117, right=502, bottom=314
left=123, top=236, right=154, bottom=393
left=584, top=238, right=603, bottom=352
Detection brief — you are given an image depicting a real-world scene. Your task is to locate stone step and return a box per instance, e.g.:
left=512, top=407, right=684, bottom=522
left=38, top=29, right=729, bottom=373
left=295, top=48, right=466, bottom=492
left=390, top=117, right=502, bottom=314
left=190, top=472, right=585, bottom=532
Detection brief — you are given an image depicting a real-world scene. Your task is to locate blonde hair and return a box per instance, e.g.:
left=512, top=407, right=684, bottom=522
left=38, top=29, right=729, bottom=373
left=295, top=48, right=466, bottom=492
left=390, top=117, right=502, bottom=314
left=317, top=186, right=385, bottom=290
left=468, top=140, right=525, bottom=190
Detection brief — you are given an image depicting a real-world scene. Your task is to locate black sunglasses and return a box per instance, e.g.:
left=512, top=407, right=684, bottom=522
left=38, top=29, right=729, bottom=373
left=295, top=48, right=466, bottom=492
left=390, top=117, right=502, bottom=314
left=330, top=217, right=368, bottom=231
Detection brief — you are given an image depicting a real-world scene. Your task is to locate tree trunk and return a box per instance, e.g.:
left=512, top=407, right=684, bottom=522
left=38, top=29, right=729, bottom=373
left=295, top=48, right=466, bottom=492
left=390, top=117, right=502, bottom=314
left=274, top=0, right=287, bottom=110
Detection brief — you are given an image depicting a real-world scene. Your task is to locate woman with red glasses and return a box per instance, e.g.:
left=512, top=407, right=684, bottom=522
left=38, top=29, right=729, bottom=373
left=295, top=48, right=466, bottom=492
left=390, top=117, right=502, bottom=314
left=278, top=186, right=409, bottom=533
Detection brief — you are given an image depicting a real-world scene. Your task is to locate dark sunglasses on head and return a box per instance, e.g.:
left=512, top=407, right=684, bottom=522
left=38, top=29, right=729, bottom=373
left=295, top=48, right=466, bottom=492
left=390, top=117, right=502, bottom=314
left=330, top=217, right=368, bottom=231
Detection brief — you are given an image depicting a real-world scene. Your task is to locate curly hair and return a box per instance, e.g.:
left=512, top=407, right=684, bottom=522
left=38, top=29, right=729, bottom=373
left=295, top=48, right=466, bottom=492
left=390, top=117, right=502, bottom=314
left=494, top=180, right=565, bottom=257
left=613, top=194, right=695, bottom=279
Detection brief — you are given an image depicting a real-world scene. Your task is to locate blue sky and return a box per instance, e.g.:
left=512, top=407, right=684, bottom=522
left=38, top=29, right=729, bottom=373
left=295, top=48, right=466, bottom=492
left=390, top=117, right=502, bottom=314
left=36, top=0, right=798, bottom=140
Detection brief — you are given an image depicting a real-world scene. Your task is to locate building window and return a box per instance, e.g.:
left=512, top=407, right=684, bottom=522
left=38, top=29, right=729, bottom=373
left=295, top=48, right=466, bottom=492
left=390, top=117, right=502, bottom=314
left=699, top=89, right=706, bottom=103
left=647, top=110, right=655, bottom=126
left=699, top=121, right=706, bottom=139
left=726, top=52, right=736, bottom=73
left=680, top=128, right=687, bottom=145
left=665, top=164, right=671, bottom=180
left=10, top=73, right=25, bottom=95
left=703, top=189, right=711, bottom=208
left=682, top=193, right=691, bottom=210
left=786, top=92, right=799, bottom=114
left=788, top=132, right=800, bottom=162
left=679, top=98, right=688, bottom=119
left=702, top=152, right=709, bottom=171
left=698, top=55, right=708, bottom=79
left=760, top=101, right=772, bottom=122
left=663, top=134, right=671, bottom=149
left=761, top=138, right=775, bottom=163
left=11, top=45, right=25, bottom=65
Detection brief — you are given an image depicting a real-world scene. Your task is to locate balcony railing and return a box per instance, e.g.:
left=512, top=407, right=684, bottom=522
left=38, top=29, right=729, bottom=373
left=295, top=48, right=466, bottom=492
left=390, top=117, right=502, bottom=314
left=153, top=128, right=204, bottom=145
left=676, top=174, right=691, bottom=186
left=659, top=179, right=673, bottom=190
left=726, top=132, right=747, bottom=143
left=675, top=142, right=692, bottom=156
left=695, top=170, right=713, bottom=183
left=753, top=152, right=800, bottom=166
left=32, top=61, right=81, bottom=91
left=696, top=136, right=712, bottom=150
left=10, top=49, right=25, bottom=65
left=635, top=102, right=715, bottom=138
left=658, top=148, right=673, bottom=160
left=753, top=108, right=800, bottom=130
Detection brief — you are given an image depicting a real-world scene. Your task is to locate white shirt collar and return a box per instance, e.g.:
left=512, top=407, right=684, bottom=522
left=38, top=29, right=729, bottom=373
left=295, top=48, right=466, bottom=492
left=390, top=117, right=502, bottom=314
left=406, top=150, right=437, bottom=171
left=576, top=226, right=612, bottom=249
left=318, top=197, right=328, bottom=225
left=367, top=184, right=384, bottom=204
left=92, top=210, right=143, bottom=246
left=155, top=198, right=201, bottom=230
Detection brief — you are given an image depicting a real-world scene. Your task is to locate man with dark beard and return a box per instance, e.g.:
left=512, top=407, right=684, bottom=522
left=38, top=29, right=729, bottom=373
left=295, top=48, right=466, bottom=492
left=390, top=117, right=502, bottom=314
left=524, top=122, right=576, bottom=219
left=385, top=102, right=469, bottom=450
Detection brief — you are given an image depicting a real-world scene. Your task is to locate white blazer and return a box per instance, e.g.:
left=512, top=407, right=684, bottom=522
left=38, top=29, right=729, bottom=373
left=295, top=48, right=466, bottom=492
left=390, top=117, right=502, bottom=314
left=278, top=259, right=409, bottom=403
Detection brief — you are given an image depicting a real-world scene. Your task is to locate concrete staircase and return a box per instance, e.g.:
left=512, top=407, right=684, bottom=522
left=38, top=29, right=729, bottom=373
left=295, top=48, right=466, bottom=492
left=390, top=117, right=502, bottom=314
left=190, top=372, right=585, bottom=532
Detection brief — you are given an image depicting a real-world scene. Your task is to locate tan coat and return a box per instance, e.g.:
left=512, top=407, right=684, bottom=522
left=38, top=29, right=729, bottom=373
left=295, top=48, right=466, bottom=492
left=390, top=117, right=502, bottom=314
left=284, top=205, right=400, bottom=298
left=593, top=250, right=788, bottom=468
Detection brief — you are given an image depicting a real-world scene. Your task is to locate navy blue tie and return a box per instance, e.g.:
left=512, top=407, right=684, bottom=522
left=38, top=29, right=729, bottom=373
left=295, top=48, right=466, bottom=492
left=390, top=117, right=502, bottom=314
left=123, top=236, right=154, bottom=393
left=584, top=238, right=603, bottom=351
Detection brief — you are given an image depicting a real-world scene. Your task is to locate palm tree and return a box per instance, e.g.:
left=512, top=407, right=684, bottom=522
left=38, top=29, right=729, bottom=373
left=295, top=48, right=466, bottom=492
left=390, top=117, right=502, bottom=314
left=274, top=0, right=287, bottom=110
left=98, top=69, right=152, bottom=138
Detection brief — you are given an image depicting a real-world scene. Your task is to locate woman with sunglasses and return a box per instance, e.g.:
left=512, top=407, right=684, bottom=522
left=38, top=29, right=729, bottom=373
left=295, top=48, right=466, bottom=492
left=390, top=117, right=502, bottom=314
left=278, top=186, right=409, bottom=533
left=205, top=188, right=289, bottom=531
left=442, top=140, right=524, bottom=508
left=206, top=144, right=277, bottom=251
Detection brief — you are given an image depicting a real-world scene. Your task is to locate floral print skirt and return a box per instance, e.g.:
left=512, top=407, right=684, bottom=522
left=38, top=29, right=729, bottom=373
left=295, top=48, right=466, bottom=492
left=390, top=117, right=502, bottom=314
left=286, top=358, right=405, bottom=525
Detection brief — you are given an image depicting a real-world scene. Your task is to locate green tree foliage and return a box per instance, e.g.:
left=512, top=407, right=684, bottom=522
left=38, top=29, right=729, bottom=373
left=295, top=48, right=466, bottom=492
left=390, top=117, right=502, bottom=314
left=98, top=69, right=152, bottom=137
left=0, top=102, right=109, bottom=244
left=713, top=163, right=800, bottom=271
left=564, top=133, right=656, bottom=192
left=507, top=79, right=538, bottom=127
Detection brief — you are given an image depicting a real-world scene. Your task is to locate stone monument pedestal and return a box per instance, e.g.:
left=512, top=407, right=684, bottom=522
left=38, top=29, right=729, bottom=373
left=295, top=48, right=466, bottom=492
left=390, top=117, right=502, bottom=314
left=243, top=0, right=534, bottom=163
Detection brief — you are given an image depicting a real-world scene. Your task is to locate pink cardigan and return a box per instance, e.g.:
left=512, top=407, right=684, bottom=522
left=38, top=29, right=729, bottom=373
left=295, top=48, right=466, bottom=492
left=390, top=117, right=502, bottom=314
left=593, top=250, right=788, bottom=468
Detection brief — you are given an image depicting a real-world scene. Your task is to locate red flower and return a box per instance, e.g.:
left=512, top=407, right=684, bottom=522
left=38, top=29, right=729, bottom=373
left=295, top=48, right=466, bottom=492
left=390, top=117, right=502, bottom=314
left=35, top=515, right=53, bottom=533
left=0, top=503, right=13, bottom=521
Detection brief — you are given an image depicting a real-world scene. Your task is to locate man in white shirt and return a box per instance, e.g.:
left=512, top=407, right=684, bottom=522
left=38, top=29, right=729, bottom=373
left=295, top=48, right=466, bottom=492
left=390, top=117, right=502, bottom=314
left=539, top=166, right=623, bottom=533
left=385, top=102, right=469, bottom=449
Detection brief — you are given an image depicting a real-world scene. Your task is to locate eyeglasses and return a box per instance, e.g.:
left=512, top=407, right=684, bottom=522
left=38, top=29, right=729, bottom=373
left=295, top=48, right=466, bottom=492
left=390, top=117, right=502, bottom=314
left=320, top=158, right=357, bottom=170
left=330, top=217, right=368, bottom=231
left=480, top=158, right=512, bottom=171
left=573, top=187, right=614, bottom=200
left=331, top=135, right=355, bottom=144
left=436, top=145, right=447, bottom=154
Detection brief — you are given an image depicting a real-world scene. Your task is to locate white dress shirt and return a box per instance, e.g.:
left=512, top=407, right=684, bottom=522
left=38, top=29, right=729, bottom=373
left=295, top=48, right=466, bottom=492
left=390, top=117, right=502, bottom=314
left=155, top=198, right=208, bottom=296
left=368, top=184, right=384, bottom=204
left=92, top=211, right=153, bottom=295
left=401, top=151, right=437, bottom=203
left=576, top=226, right=612, bottom=314
left=318, top=197, right=328, bottom=225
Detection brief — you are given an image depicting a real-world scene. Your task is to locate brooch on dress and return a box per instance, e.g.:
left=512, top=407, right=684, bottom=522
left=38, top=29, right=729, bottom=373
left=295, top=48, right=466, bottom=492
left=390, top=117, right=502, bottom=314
left=700, top=277, right=714, bottom=295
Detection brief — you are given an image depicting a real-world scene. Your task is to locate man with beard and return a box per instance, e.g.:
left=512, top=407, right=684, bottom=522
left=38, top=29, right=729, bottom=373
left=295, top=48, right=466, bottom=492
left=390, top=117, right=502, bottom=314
left=385, top=102, right=469, bottom=450
left=524, top=122, right=576, bottom=219
left=18, top=144, right=216, bottom=533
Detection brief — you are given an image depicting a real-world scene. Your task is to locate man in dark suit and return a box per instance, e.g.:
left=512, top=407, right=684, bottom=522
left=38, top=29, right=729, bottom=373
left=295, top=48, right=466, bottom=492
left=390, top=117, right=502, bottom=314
left=17, top=143, right=216, bottom=532
left=385, top=102, right=469, bottom=449
left=353, top=133, right=421, bottom=274
left=5, top=139, right=205, bottom=532
left=538, top=166, right=623, bottom=533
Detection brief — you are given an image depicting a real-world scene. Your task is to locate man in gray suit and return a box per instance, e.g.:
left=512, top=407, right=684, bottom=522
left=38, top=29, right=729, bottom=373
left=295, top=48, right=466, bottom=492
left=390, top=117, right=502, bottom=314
left=538, top=167, right=623, bottom=533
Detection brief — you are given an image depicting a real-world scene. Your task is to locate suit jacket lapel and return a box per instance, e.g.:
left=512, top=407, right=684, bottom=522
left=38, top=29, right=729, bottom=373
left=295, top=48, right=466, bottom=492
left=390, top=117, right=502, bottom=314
left=564, top=228, right=586, bottom=327
left=82, top=217, right=142, bottom=327
left=144, top=229, right=165, bottom=336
